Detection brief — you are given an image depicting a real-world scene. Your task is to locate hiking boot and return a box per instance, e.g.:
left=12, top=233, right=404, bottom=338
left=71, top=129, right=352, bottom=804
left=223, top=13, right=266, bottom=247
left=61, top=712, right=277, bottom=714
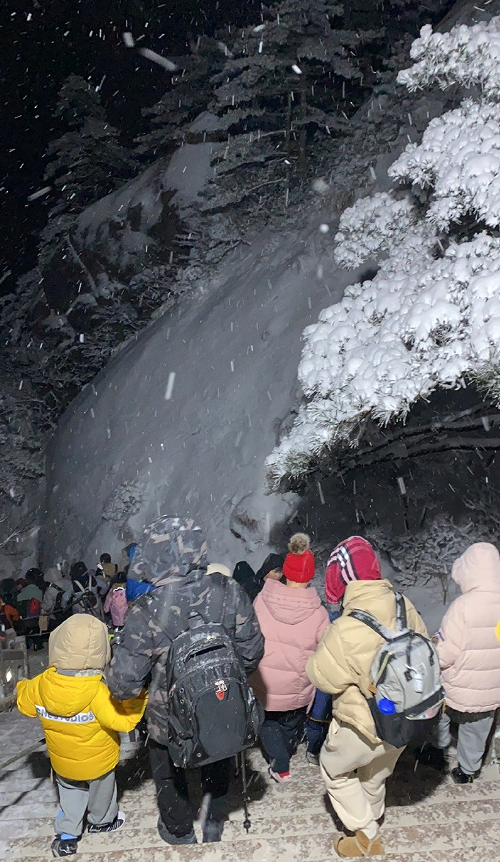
left=157, top=818, right=197, bottom=845
left=269, top=767, right=291, bottom=783
left=51, top=836, right=78, bottom=857
left=416, top=744, right=448, bottom=773
left=334, top=830, right=384, bottom=857
left=202, top=817, right=224, bottom=843
left=306, top=750, right=320, bottom=766
left=87, top=811, right=125, bottom=833
left=451, top=766, right=477, bottom=784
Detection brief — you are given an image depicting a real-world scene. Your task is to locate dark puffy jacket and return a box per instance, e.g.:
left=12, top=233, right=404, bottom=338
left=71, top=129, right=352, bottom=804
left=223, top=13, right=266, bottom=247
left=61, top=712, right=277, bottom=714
left=106, top=516, right=264, bottom=745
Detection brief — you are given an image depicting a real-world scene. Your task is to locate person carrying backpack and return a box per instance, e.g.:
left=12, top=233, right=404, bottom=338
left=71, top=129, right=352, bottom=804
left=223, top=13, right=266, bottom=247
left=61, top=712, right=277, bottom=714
left=307, top=537, right=431, bottom=859
left=16, top=570, right=43, bottom=618
left=106, top=516, right=264, bottom=847
left=65, top=562, right=102, bottom=619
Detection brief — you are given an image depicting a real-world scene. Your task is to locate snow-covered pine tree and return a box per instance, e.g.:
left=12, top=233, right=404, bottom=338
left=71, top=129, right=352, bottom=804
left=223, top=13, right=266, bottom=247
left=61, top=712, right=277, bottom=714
left=266, top=15, right=500, bottom=488
left=199, top=0, right=379, bottom=220
left=135, top=38, right=226, bottom=160
left=44, top=74, right=136, bottom=216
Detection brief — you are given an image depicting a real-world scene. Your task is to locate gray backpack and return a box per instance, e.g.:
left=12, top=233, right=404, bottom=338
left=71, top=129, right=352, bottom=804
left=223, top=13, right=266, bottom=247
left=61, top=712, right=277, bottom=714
left=350, top=594, right=444, bottom=748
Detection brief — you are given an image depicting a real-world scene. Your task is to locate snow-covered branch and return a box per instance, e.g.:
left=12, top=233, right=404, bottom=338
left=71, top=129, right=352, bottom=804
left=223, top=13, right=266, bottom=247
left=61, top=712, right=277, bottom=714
left=397, top=18, right=500, bottom=97
left=267, top=15, right=500, bottom=488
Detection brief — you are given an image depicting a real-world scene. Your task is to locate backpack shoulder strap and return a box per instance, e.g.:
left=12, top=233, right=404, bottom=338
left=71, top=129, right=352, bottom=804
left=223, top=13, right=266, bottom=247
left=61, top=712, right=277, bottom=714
left=349, top=608, right=392, bottom=641
left=73, top=580, right=84, bottom=593
left=395, top=592, right=407, bottom=630
left=207, top=573, right=228, bottom=625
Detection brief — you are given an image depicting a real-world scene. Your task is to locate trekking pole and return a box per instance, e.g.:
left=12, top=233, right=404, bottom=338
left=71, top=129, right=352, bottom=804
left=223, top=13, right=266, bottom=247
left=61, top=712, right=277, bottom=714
left=240, top=752, right=251, bottom=834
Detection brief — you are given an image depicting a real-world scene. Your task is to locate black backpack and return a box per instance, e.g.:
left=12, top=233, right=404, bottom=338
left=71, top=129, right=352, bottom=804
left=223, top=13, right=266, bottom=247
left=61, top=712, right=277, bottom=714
left=164, top=588, right=263, bottom=769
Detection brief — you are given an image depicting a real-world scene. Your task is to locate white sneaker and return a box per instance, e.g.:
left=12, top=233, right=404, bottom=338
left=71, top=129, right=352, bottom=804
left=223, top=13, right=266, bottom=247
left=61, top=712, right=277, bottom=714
left=269, top=767, right=291, bottom=783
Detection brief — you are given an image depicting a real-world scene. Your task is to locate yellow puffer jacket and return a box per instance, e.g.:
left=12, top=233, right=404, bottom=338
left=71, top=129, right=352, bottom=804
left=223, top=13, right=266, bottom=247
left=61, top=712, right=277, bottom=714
left=17, top=669, right=146, bottom=780
left=306, top=580, right=428, bottom=744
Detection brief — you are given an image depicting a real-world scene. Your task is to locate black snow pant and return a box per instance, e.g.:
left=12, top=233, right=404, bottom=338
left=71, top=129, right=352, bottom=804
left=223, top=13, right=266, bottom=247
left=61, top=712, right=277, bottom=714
left=149, top=739, right=231, bottom=838
left=258, top=706, right=308, bottom=774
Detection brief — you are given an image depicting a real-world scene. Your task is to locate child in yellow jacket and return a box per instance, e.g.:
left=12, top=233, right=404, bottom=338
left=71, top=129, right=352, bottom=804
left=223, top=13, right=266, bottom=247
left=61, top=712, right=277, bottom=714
left=17, top=614, right=147, bottom=858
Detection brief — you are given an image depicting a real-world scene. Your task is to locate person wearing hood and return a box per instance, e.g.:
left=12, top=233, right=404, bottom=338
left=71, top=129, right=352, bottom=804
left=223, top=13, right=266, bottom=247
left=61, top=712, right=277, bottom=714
left=249, top=533, right=329, bottom=783
left=106, top=516, right=264, bottom=847
left=307, top=536, right=428, bottom=859
left=103, top=572, right=128, bottom=628
left=422, top=542, right=500, bottom=784
left=16, top=614, right=147, bottom=858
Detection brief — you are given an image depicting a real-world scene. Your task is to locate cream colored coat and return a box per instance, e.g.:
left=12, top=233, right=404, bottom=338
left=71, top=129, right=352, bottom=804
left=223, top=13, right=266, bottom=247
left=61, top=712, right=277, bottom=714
left=306, top=580, right=428, bottom=744
left=437, top=542, right=500, bottom=713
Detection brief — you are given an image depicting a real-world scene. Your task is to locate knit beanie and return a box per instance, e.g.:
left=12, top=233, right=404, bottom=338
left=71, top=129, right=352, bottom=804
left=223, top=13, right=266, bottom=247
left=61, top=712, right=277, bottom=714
left=325, top=536, right=381, bottom=604
left=282, top=534, right=315, bottom=583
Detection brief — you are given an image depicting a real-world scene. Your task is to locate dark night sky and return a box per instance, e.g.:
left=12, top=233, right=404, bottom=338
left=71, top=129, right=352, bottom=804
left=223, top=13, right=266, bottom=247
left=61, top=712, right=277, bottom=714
left=0, top=0, right=259, bottom=290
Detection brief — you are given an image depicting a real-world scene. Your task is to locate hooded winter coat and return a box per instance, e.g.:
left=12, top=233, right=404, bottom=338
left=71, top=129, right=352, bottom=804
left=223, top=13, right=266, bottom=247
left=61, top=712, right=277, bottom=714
left=104, top=584, right=128, bottom=627
left=106, top=516, right=264, bottom=745
left=306, top=580, right=428, bottom=744
left=16, top=615, right=146, bottom=780
left=249, top=579, right=329, bottom=711
left=436, top=542, right=500, bottom=713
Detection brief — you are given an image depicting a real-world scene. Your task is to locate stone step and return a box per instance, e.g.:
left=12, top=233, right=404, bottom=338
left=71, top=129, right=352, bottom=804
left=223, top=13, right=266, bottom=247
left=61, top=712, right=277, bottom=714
left=7, top=816, right=500, bottom=861
left=4, top=732, right=500, bottom=861
left=6, top=794, right=500, bottom=842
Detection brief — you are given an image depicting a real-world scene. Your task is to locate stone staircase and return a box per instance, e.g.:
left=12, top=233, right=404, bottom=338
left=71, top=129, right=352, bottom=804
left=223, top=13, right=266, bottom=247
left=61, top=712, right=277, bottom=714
left=2, top=708, right=500, bottom=862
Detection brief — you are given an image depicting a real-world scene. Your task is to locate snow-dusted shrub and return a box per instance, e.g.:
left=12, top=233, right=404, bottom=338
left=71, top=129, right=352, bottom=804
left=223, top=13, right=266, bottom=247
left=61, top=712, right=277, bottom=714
left=397, top=18, right=500, bottom=97
left=390, top=100, right=500, bottom=230
left=367, top=514, right=487, bottom=602
left=333, top=192, right=417, bottom=268
left=267, top=15, right=500, bottom=487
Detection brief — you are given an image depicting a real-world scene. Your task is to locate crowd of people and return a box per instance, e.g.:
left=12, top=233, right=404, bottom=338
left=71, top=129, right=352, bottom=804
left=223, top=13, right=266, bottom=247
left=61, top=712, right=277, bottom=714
left=11, top=517, right=500, bottom=858
left=0, top=545, right=140, bottom=646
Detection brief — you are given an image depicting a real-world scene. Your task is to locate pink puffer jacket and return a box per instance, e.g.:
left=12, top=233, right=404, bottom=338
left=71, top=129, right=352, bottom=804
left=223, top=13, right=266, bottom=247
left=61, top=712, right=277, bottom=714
left=437, top=542, right=500, bottom=712
left=249, top=579, right=329, bottom=711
